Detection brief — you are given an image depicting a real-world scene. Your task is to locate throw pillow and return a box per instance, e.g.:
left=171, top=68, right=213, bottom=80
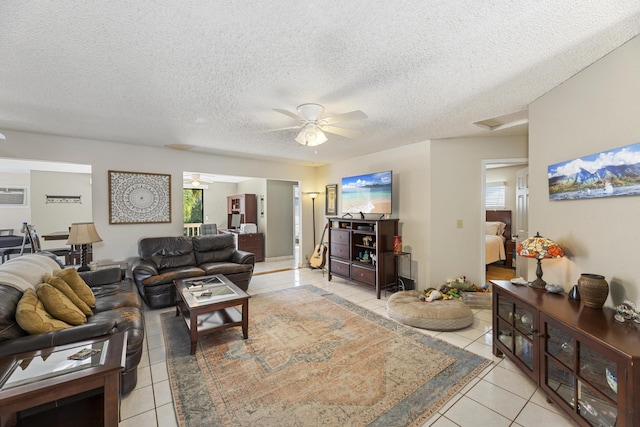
left=43, top=273, right=94, bottom=316
left=15, top=288, right=72, bottom=334
left=54, top=268, right=96, bottom=308
left=36, top=283, right=87, bottom=326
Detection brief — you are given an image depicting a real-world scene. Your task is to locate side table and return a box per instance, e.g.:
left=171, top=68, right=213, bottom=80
left=383, top=251, right=412, bottom=293
left=0, top=332, right=127, bottom=427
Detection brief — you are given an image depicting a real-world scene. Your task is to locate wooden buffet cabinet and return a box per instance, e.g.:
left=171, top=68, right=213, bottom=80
left=327, top=217, right=398, bottom=299
left=219, top=229, right=264, bottom=262
left=492, top=280, right=640, bottom=427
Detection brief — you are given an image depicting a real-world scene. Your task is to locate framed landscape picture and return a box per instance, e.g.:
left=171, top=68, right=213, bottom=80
left=109, top=170, right=171, bottom=224
left=325, top=184, right=337, bottom=215
left=548, top=142, right=640, bottom=200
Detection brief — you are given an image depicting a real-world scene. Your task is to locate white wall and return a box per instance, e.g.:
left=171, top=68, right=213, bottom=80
left=0, top=131, right=317, bottom=263
left=202, top=181, right=237, bottom=229
left=529, top=35, right=640, bottom=307
left=430, top=136, right=528, bottom=287
left=31, top=170, right=93, bottom=250
left=0, top=171, right=30, bottom=233
left=318, top=141, right=432, bottom=287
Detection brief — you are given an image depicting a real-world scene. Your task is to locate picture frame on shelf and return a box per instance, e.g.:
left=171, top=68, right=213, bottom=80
left=325, top=184, right=337, bottom=215
left=109, top=170, right=171, bottom=224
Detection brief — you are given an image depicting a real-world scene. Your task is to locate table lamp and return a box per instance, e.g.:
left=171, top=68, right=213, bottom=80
left=67, top=222, right=102, bottom=271
left=516, top=232, right=564, bottom=289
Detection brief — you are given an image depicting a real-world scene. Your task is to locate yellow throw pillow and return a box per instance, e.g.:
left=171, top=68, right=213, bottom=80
left=53, top=268, right=96, bottom=308
left=44, top=273, right=94, bottom=316
left=36, top=283, right=87, bottom=326
left=16, top=288, right=72, bottom=334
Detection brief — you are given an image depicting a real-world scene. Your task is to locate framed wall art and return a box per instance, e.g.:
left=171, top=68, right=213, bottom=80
left=325, top=184, right=337, bottom=215
left=548, top=142, right=640, bottom=200
left=109, top=170, right=171, bottom=224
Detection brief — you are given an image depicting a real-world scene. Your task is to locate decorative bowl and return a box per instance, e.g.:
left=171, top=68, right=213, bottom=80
left=606, top=367, right=617, bottom=394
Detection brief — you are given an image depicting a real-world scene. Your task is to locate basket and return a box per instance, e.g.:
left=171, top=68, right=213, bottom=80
left=461, top=291, right=492, bottom=309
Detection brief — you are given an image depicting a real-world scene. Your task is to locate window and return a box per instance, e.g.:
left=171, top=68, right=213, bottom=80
left=485, top=182, right=506, bottom=209
left=183, top=189, right=203, bottom=223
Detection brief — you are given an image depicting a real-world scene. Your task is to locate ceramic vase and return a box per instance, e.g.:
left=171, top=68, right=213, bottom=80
left=577, top=274, right=608, bottom=309
left=393, top=236, right=402, bottom=254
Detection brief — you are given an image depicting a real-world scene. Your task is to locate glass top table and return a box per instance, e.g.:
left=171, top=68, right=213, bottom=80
left=174, top=274, right=250, bottom=354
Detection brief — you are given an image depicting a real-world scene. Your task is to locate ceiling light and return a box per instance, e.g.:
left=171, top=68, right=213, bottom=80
left=295, top=124, right=328, bottom=147
left=0, top=132, right=5, bottom=140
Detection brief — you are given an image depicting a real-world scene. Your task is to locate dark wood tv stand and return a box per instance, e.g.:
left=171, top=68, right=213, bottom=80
left=492, top=280, right=640, bottom=426
left=327, top=217, right=398, bottom=298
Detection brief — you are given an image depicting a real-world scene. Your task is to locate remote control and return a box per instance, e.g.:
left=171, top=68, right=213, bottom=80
left=68, top=348, right=100, bottom=360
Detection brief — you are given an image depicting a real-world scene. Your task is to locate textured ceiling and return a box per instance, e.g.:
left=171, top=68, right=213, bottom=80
left=1, top=2, right=639, bottom=166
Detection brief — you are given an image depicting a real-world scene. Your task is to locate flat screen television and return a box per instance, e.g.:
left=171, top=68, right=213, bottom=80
left=341, top=170, right=392, bottom=215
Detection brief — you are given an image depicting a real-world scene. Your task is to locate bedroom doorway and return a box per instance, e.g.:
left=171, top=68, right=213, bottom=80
left=481, top=158, right=528, bottom=286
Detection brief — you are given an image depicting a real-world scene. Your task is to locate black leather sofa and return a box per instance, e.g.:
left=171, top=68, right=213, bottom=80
left=0, top=254, right=145, bottom=394
left=130, top=234, right=255, bottom=309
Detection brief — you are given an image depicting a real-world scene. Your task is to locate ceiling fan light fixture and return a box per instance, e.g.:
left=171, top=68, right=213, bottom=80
left=295, top=124, right=327, bottom=146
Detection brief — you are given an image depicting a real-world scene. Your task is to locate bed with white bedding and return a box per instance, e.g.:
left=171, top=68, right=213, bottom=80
left=485, top=234, right=506, bottom=264
left=485, top=210, right=511, bottom=265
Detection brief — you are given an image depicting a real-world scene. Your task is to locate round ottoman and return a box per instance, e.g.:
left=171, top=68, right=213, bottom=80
left=386, top=290, right=474, bottom=331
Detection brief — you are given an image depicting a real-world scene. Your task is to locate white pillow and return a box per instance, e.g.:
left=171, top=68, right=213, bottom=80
left=486, top=221, right=506, bottom=236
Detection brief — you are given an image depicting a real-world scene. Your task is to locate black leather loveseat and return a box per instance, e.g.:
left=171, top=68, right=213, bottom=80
left=0, top=254, right=145, bottom=394
left=131, top=234, right=255, bottom=309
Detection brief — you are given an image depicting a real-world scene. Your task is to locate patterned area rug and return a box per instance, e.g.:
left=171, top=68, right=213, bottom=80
left=162, top=285, right=490, bottom=427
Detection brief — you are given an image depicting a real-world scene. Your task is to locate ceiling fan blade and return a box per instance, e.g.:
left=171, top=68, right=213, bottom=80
left=268, top=125, right=303, bottom=132
left=273, top=108, right=302, bottom=121
left=322, top=110, right=367, bottom=125
left=321, top=125, right=361, bottom=138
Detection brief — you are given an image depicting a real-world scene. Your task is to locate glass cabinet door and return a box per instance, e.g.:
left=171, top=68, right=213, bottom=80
left=495, top=293, right=535, bottom=373
left=577, top=342, right=618, bottom=426
left=542, top=314, right=620, bottom=427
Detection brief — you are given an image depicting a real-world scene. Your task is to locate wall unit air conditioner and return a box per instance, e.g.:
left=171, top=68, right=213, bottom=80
left=0, top=187, right=28, bottom=206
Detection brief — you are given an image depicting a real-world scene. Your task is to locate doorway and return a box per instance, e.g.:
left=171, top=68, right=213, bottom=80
left=481, top=158, right=528, bottom=286
left=182, top=172, right=302, bottom=269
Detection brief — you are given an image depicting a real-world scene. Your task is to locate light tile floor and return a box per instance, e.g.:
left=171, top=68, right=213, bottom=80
left=120, top=260, right=578, bottom=426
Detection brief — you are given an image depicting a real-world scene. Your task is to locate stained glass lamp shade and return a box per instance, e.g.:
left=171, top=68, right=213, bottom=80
left=516, top=232, right=564, bottom=289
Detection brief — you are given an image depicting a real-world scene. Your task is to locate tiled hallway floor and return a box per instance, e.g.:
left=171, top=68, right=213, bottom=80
left=120, top=260, right=577, bottom=426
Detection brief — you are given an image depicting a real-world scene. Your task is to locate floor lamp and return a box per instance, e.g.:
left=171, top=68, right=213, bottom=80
left=307, top=192, right=320, bottom=247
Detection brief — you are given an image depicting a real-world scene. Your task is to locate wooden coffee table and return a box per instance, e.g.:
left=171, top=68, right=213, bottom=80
left=0, top=332, right=126, bottom=427
left=174, top=274, right=250, bottom=354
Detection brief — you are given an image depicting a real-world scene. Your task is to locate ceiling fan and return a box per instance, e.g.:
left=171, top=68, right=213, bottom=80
left=272, top=103, right=367, bottom=146
left=183, top=173, right=214, bottom=187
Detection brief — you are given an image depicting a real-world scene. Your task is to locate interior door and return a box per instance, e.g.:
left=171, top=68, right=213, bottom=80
left=515, top=167, right=529, bottom=279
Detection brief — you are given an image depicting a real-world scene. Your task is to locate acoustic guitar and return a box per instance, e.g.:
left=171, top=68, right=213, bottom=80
left=309, top=223, right=328, bottom=269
